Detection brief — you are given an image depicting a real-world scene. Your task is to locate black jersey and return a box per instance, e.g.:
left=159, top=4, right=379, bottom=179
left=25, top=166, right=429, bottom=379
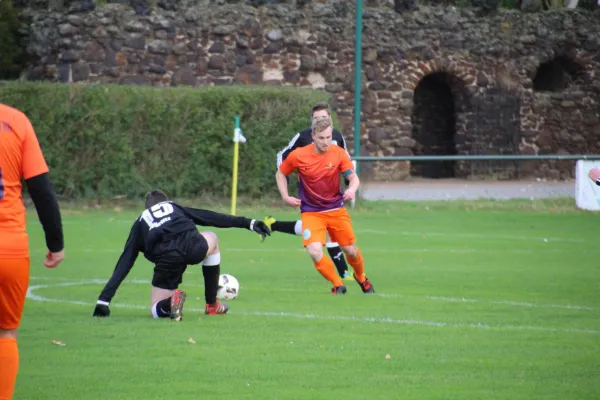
left=276, top=127, right=348, bottom=167
left=97, top=201, right=252, bottom=303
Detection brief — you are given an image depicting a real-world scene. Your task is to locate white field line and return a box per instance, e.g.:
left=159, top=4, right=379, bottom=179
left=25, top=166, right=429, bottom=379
left=25, top=280, right=600, bottom=334
left=29, top=276, right=600, bottom=311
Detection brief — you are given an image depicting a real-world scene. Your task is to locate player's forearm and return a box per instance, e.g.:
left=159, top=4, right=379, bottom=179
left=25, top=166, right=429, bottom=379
left=185, top=207, right=252, bottom=229
left=98, top=250, right=139, bottom=303
left=347, top=173, right=360, bottom=193
left=25, top=172, right=64, bottom=252
left=275, top=170, right=290, bottom=199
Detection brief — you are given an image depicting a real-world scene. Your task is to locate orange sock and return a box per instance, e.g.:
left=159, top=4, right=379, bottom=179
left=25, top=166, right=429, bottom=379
left=347, top=248, right=366, bottom=282
left=0, top=337, right=19, bottom=400
left=314, top=255, right=344, bottom=287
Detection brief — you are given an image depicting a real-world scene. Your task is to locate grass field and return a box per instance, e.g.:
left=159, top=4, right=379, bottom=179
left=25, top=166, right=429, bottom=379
left=15, top=199, right=600, bottom=400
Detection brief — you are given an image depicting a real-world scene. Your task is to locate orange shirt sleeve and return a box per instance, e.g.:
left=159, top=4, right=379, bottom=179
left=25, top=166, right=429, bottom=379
left=20, top=116, right=49, bottom=180
left=279, top=149, right=298, bottom=176
left=339, top=148, right=354, bottom=175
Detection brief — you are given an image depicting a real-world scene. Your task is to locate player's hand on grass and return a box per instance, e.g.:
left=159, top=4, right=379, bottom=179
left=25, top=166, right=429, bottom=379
left=589, top=168, right=600, bottom=184
left=343, top=188, right=356, bottom=201
left=283, top=195, right=301, bottom=207
left=44, top=249, right=64, bottom=268
left=93, top=303, right=110, bottom=317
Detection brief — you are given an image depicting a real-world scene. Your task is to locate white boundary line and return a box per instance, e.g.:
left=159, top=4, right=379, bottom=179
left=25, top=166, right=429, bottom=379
left=29, top=276, right=600, bottom=311
left=25, top=280, right=600, bottom=334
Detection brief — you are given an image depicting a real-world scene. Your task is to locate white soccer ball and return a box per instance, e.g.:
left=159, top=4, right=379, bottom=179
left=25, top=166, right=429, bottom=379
left=217, top=274, right=239, bottom=300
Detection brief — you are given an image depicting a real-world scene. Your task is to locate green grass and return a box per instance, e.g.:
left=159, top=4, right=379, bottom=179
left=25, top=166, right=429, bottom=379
left=16, top=200, right=600, bottom=400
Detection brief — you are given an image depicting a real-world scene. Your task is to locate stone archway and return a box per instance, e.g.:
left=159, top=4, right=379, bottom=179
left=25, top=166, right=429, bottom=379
left=411, top=72, right=458, bottom=178
left=399, top=59, right=476, bottom=179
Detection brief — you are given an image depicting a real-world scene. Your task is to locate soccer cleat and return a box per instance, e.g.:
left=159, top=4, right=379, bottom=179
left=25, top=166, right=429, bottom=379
left=260, top=216, right=277, bottom=242
left=205, top=301, right=229, bottom=315
left=169, top=289, right=187, bottom=321
left=331, top=285, right=347, bottom=295
left=342, top=270, right=354, bottom=281
left=354, top=274, right=375, bottom=294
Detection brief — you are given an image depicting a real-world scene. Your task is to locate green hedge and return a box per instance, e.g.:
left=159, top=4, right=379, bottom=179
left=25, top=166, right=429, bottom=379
left=0, top=82, right=333, bottom=199
left=0, top=0, right=24, bottom=80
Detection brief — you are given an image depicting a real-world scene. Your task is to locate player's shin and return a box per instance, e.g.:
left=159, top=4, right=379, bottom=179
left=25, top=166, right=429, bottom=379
left=326, top=243, right=349, bottom=278
left=314, top=254, right=344, bottom=288
left=270, top=220, right=298, bottom=235
left=0, top=337, right=19, bottom=400
left=202, top=253, right=221, bottom=305
left=346, top=247, right=365, bottom=282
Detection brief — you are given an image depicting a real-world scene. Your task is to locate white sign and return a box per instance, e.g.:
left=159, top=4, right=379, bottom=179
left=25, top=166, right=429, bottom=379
left=575, top=160, right=600, bottom=211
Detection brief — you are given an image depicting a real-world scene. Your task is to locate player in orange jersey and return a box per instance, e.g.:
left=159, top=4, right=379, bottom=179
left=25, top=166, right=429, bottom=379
left=0, top=103, right=64, bottom=400
left=275, top=116, right=374, bottom=295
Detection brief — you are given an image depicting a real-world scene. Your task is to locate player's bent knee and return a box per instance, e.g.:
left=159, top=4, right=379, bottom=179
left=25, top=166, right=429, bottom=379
left=200, top=231, right=219, bottom=254
left=306, top=243, right=324, bottom=261
left=0, top=328, right=18, bottom=339
left=340, top=244, right=357, bottom=258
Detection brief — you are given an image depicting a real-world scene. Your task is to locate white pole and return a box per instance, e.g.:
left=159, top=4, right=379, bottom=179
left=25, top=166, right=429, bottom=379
left=351, top=160, right=357, bottom=209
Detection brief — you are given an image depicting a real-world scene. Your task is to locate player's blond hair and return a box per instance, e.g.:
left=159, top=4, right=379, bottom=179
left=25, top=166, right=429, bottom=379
left=311, top=115, right=332, bottom=132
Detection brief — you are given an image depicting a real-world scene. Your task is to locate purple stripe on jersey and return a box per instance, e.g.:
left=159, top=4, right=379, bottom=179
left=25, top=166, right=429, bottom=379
left=298, top=179, right=345, bottom=213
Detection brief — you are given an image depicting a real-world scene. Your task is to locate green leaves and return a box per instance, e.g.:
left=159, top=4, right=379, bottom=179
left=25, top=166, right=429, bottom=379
left=0, top=82, right=331, bottom=199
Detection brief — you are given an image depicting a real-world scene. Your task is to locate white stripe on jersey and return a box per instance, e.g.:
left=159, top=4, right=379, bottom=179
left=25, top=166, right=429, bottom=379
left=276, top=132, right=301, bottom=167
left=339, top=133, right=350, bottom=157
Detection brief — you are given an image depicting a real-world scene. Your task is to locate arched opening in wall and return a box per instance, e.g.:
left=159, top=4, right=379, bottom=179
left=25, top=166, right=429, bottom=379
left=532, top=56, right=586, bottom=92
left=411, top=72, right=457, bottom=179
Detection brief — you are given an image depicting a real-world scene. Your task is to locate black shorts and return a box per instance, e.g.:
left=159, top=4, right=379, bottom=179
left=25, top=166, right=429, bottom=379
left=151, top=230, right=209, bottom=290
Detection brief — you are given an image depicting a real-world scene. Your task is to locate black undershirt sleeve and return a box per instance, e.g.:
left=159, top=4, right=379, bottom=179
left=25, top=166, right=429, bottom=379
left=183, top=207, right=251, bottom=230
left=25, top=172, right=64, bottom=252
left=98, top=220, right=142, bottom=303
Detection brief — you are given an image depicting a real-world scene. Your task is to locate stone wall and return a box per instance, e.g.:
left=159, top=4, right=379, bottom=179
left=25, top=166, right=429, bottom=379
left=20, top=2, right=600, bottom=180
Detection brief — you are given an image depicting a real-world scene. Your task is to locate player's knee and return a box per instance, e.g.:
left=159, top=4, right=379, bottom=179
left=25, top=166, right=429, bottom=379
left=340, top=245, right=357, bottom=258
left=306, top=243, right=324, bottom=261
left=200, top=231, right=219, bottom=254
left=0, top=328, right=18, bottom=339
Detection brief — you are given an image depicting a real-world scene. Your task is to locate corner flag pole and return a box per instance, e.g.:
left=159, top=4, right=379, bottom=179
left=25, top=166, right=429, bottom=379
left=231, top=115, right=247, bottom=215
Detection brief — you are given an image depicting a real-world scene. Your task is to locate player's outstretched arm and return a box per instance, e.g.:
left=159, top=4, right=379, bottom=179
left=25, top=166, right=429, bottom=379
left=183, top=207, right=271, bottom=237
left=94, top=221, right=142, bottom=317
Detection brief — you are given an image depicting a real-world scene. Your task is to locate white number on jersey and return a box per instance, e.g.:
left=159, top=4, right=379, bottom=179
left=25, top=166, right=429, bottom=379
left=141, top=202, right=175, bottom=229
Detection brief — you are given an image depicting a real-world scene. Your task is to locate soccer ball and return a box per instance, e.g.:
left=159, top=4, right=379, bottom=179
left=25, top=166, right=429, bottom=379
left=217, top=274, right=239, bottom=300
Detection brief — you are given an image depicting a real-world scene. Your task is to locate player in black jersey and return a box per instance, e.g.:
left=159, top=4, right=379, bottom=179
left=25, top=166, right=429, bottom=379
left=92, top=189, right=271, bottom=321
left=267, top=102, right=352, bottom=281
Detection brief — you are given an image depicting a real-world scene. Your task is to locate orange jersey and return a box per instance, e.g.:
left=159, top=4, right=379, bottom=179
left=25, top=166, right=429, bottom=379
left=279, top=144, right=354, bottom=212
left=0, top=103, right=49, bottom=258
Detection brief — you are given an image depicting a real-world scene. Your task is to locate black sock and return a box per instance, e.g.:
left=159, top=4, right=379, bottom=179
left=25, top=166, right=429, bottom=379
left=327, top=245, right=348, bottom=278
left=203, top=264, right=220, bottom=304
left=154, top=298, right=172, bottom=318
left=271, top=220, right=297, bottom=235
